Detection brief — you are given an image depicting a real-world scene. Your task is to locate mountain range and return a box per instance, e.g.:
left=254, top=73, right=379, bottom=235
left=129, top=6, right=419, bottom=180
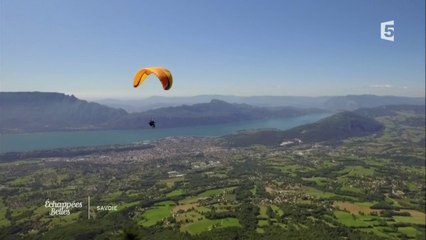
left=95, top=94, right=425, bottom=112
left=0, top=92, right=126, bottom=133
left=0, top=92, right=424, bottom=134
left=0, top=92, right=319, bottom=133
left=223, top=111, right=386, bottom=147
left=109, top=99, right=321, bottom=129
left=223, top=104, right=425, bottom=147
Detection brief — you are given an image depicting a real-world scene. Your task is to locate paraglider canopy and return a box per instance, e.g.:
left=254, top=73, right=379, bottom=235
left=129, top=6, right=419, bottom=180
left=133, top=67, right=173, bottom=90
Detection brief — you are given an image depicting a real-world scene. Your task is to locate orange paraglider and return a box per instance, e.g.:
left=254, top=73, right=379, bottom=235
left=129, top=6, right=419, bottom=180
left=133, top=67, right=173, bottom=90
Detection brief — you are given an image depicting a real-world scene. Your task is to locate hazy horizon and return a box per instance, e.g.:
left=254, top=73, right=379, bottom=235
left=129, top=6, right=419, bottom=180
left=85, top=93, right=426, bottom=101
left=1, top=91, right=425, bottom=102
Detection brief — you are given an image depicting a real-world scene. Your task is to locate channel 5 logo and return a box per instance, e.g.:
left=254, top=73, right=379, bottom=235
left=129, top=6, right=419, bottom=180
left=381, top=20, right=395, bottom=42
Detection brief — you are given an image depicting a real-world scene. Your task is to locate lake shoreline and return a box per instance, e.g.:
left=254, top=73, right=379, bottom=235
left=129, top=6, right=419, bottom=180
left=0, top=113, right=330, bottom=154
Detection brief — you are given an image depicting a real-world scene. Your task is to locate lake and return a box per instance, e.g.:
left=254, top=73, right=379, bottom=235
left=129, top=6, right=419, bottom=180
left=0, top=113, right=329, bottom=153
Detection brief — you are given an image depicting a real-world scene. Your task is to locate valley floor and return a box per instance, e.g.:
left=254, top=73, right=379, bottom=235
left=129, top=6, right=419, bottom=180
left=0, top=108, right=425, bottom=240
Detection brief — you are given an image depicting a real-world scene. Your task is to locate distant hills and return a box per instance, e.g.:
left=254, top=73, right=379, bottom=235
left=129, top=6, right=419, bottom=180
left=96, top=94, right=425, bottom=112
left=354, top=104, right=425, bottom=118
left=110, top=99, right=321, bottom=129
left=0, top=92, right=126, bottom=133
left=224, top=104, right=426, bottom=147
left=0, top=92, right=423, bottom=134
left=224, top=111, right=385, bottom=147
left=280, top=111, right=384, bottom=142
left=0, top=92, right=319, bottom=133
left=323, top=95, right=425, bottom=111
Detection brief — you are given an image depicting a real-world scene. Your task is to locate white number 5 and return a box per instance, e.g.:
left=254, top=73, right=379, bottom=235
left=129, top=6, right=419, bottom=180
left=381, top=20, right=395, bottom=42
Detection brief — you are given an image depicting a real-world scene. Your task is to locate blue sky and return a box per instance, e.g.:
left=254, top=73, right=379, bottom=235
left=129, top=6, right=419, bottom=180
left=1, top=0, right=424, bottom=99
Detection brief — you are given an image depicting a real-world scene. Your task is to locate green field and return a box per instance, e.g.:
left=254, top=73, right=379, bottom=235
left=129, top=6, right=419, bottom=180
left=258, top=219, right=268, bottom=226
left=118, top=201, right=140, bottom=210
left=103, top=191, right=123, bottom=201
left=166, top=189, right=184, bottom=197
left=398, top=226, right=423, bottom=238
left=181, top=217, right=241, bottom=235
left=270, top=204, right=283, bottom=216
left=303, top=187, right=336, bottom=198
left=338, top=166, right=375, bottom=177
left=334, top=211, right=378, bottom=227
left=258, top=205, right=268, bottom=218
left=394, top=214, right=426, bottom=225
left=137, top=201, right=175, bottom=227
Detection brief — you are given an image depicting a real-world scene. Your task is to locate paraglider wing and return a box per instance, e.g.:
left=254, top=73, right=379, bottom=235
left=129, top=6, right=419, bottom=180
left=133, top=67, right=173, bottom=90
